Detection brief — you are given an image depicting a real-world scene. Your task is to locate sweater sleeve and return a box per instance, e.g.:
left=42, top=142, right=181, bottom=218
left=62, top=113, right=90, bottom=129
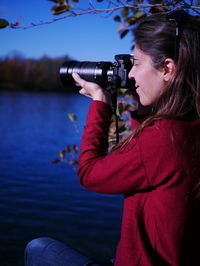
left=78, top=100, right=150, bottom=194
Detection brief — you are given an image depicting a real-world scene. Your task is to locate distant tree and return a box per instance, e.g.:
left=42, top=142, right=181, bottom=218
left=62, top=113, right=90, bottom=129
left=0, top=56, right=71, bottom=92
left=0, top=57, right=25, bottom=90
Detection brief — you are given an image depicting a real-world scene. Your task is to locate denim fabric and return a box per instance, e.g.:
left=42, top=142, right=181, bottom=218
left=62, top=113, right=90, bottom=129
left=24, top=237, right=113, bottom=266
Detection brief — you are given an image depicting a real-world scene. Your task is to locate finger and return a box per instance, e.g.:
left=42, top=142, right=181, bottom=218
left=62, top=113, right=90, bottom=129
left=72, top=73, right=85, bottom=87
left=79, top=88, right=92, bottom=98
left=72, top=72, right=80, bottom=81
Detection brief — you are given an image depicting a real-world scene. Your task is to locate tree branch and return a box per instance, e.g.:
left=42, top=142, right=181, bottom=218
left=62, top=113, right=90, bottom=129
left=11, top=3, right=200, bottom=29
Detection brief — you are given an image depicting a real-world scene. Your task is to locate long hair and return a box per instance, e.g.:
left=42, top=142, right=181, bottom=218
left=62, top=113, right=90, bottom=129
left=116, top=10, right=200, bottom=148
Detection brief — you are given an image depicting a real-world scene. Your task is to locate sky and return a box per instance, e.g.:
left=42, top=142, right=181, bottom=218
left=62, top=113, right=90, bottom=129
left=0, top=0, right=133, bottom=62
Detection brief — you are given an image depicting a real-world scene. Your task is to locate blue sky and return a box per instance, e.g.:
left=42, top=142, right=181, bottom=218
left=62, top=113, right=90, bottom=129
left=0, top=0, right=133, bottom=61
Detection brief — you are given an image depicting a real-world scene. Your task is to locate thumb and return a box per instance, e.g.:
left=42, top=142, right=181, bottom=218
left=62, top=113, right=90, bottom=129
left=79, top=88, right=92, bottom=98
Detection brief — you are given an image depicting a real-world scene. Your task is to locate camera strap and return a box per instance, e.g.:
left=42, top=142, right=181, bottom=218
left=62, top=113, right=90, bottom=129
left=106, top=75, right=121, bottom=144
left=111, top=91, right=119, bottom=144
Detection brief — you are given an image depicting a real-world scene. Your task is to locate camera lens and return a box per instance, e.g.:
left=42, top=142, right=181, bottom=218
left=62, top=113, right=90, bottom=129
left=60, top=61, right=113, bottom=88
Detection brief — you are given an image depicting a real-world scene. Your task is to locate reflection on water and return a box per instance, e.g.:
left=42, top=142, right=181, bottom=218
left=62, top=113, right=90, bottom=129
left=0, top=90, right=123, bottom=266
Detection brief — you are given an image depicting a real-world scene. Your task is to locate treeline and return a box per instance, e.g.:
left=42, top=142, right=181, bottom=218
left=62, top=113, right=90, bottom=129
left=0, top=55, right=74, bottom=92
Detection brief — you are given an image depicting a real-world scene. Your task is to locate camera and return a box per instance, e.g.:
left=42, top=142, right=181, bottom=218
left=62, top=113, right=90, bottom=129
left=59, top=54, right=134, bottom=91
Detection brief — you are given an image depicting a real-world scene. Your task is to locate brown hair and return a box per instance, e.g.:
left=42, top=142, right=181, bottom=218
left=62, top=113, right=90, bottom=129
left=117, top=10, right=200, bottom=147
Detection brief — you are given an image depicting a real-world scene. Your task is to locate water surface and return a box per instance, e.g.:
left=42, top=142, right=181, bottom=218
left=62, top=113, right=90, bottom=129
left=0, top=91, right=123, bottom=266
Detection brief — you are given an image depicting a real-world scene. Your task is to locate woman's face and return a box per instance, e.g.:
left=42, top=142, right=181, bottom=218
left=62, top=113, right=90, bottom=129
left=128, top=46, right=166, bottom=106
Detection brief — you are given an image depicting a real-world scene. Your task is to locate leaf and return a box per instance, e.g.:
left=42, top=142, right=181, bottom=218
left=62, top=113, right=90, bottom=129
left=109, top=121, right=126, bottom=136
left=0, top=19, right=9, bottom=29
left=73, top=145, right=79, bottom=152
left=114, top=15, right=121, bottom=22
left=49, top=0, right=67, bottom=4
left=51, top=4, right=70, bottom=15
left=109, top=121, right=117, bottom=136
left=126, top=16, right=137, bottom=25
left=119, top=88, right=129, bottom=95
left=117, top=101, right=124, bottom=116
left=134, top=11, right=146, bottom=19
left=68, top=160, right=78, bottom=165
left=117, top=24, right=126, bottom=33
left=118, top=121, right=126, bottom=133
left=120, top=29, right=129, bottom=39
left=52, top=159, right=61, bottom=163
left=121, top=7, right=129, bottom=19
left=67, top=113, right=77, bottom=122
left=49, top=0, right=59, bottom=3
left=66, top=145, right=72, bottom=153
left=149, top=6, right=169, bottom=14
left=59, top=150, right=66, bottom=159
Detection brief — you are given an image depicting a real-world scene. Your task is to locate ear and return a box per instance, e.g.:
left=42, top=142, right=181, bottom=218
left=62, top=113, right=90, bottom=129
left=162, top=58, right=176, bottom=82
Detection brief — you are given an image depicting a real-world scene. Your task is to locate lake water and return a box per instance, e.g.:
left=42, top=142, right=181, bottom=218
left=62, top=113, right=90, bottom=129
left=0, top=91, right=123, bottom=266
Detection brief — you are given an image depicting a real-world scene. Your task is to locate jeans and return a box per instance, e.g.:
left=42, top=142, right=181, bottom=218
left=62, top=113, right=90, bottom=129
left=24, top=237, right=114, bottom=266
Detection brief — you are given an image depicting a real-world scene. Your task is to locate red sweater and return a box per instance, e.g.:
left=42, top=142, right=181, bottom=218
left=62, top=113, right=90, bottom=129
left=78, top=101, right=200, bottom=266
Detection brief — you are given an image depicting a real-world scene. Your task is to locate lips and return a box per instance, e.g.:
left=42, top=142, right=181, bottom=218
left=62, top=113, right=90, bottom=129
left=135, top=85, right=140, bottom=94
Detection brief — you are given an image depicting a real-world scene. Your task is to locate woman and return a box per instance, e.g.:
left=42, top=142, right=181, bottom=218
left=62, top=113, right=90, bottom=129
left=25, top=10, right=200, bottom=266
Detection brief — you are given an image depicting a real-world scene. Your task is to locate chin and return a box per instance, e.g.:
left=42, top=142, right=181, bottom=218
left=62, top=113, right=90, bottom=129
left=139, top=96, right=155, bottom=106
left=140, top=100, right=151, bottom=106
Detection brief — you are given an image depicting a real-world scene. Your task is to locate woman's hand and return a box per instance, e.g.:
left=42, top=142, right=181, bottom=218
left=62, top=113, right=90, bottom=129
left=72, top=73, right=111, bottom=105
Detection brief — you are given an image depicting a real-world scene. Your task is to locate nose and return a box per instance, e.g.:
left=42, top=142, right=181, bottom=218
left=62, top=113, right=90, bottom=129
left=128, top=65, right=135, bottom=80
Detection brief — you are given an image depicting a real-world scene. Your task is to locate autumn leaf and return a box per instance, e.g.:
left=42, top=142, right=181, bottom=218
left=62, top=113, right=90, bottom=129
left=73, top=145, right=78, bottom=152
left=114, top=15, right=121, bottom=22
left=117, top=101, right=124, bottom=116
left=117, top=24, right=126, bottom=33
left=120, top=29, right=129, bottom=39
left=51, top=4, right=70, bottom=15
left=134, top=11, right=146, bottom=19
left=67, top=113, right=77, bottom=122
left=59, top=150, right=66, bottom=158
left=49, top=0, right=67, bottom=4
left=52, top=159, right=61, bottom=164
left=66, top=145, right=72, bottom=153
left=0, top=19, right=9, bottom=29
left=68, top=160, right=78, bottom=165
left=121, top=7, right=129, bottom=19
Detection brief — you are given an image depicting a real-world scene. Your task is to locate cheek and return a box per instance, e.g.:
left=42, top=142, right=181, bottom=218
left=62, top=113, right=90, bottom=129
left=138, top=72, right=165, bottom=105
left=148, top=78, right=165, bottom=102
left=134, top=69, right=145, bottom=84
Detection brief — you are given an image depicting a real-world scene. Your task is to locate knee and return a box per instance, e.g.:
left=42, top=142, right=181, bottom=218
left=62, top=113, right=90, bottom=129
left=25, top=237, right=56, bottom=266
left=25, top=237, right=53, bottom=256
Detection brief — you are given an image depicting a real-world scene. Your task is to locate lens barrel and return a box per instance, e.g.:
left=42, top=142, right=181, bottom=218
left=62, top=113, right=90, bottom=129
left=60, top=61, right=113, bottom=88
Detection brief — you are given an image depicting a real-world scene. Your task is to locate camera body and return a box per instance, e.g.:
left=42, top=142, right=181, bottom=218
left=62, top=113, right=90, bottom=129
left=59, top=54, right=134, bottom=91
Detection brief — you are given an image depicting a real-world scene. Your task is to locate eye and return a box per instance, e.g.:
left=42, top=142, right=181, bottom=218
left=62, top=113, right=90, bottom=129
left=133, top=58, right=139, bottom=66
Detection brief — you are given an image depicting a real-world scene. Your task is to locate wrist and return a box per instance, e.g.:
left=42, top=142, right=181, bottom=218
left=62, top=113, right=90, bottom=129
left=93, top=91, right=111, bottom=105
